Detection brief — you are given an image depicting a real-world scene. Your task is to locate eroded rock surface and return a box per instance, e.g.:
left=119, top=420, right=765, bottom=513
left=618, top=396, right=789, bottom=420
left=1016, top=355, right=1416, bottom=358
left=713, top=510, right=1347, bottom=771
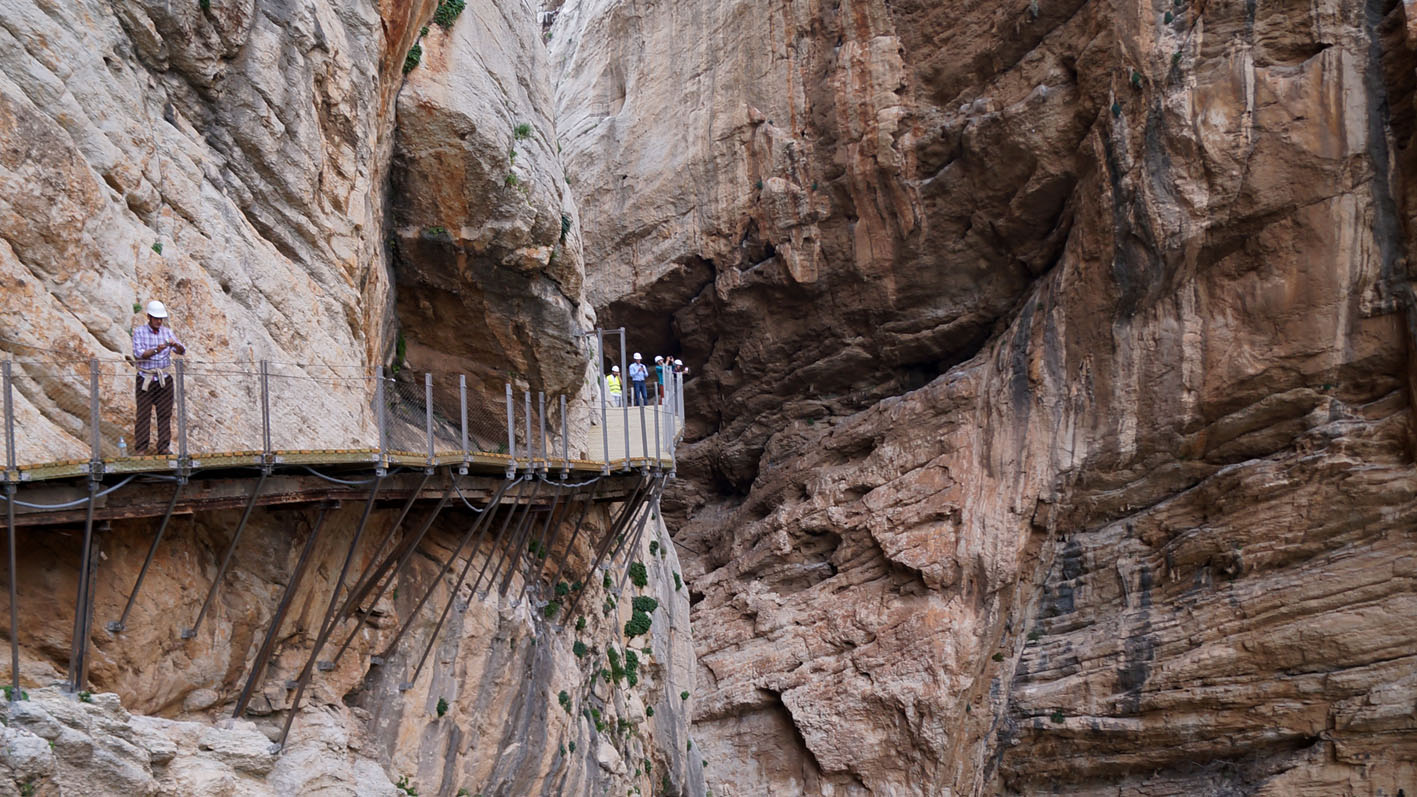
left=554, top=0, right=1417, bottom=793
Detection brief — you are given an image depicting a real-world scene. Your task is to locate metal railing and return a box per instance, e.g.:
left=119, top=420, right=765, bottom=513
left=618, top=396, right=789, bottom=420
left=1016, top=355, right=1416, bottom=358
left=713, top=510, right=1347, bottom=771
left=0, top=330, right=686, bottom=483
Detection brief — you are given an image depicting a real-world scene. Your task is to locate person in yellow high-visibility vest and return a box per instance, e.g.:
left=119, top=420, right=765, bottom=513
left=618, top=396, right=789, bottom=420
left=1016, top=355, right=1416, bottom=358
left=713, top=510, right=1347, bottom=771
left=605, top=365, right=623, bottom=407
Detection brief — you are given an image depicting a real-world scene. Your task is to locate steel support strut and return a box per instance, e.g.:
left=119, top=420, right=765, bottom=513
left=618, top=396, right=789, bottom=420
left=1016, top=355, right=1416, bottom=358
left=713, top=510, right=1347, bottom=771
left=233, top=504, right=332, bottom=718
left=403, top=483, right=517, bottom=688
left=274, top=474, right=387, bottom=751
left=617, top=478, right=668, bottom=593
left=563, top=475, right=649, bottom=618
left=546, top=479, right=601, bottom=601
left=525, top=481, right=568, bottom=597
left=184, top=471, right=268, bottom=639
left=495, top=478, right=546, bottom=600
left=331, top=476, right=460, bottom=667
left=67, top=480, right=100, bottom=692
left=379, top=478, right=513, bottom=669
left=108, top=480, right=184, bottom=633
left=466, top=478, right=527, bottom=597
left=4, top=482, right=16, bottom=700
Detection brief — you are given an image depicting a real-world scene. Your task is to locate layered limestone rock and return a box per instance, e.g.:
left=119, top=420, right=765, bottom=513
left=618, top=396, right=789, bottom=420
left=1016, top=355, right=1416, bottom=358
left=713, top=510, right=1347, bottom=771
left=391, top=0, right=593, bottom=409
left=554, top=0, right=1417, bottom=793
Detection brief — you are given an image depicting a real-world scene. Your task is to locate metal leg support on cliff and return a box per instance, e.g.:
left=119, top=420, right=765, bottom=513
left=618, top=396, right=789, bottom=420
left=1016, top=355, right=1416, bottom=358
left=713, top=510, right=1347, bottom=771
left=183, top=472, right=268, bottom=639
left=391, top=478, right=513, bottom=690
left=329, top=471, right=432, bottom=643
left=617, top=479, right=667, bottom=593
left=108, top=481, right=184, bottom=633
left=66, top=481, right=100, bottom=693
left=5, top=482, right=18, bottom=700
left=466, top=478, right=527, bottom=598
left=480, top=479, right=541, bottom=601
left=274, top=475, right=388, bottom=752
left=495, top=478, right=545, bottom=601
left=546, top=480, right=601, bottom=607
left=233, top=503, right=332, bottom=718
left=522, top=481, right=565, bottom=597
left=563, top=475, right=649, bottom=619
left=334, top=476, right=459, bottom=669
left=380, top=478, right=513, bottom=681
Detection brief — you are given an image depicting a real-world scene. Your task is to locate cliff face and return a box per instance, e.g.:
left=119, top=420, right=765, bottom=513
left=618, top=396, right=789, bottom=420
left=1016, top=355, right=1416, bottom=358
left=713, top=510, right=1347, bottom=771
left=553, top=0, right=1417, bottom=793
left=0, top=0, right=697, bottom=793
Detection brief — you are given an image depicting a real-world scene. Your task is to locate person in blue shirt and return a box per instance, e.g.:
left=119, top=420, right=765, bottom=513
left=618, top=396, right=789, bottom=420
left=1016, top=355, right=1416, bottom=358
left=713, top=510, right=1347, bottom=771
left=628, top=353, right=649, bottom=406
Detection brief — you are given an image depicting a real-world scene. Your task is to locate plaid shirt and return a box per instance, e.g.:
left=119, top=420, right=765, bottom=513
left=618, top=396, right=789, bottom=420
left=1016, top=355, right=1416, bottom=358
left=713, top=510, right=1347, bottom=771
left=131, top=324, right=182, bottom=371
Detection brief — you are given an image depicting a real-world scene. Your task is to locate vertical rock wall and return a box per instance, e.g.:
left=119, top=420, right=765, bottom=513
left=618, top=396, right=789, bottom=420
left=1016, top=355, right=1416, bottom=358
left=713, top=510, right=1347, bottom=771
left=553, top=0, right=1417, bottom=793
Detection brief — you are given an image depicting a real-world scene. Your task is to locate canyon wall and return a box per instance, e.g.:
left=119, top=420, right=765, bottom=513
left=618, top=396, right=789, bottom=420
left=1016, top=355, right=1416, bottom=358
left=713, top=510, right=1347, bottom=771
left=553, top=0, right=1417, bottom=793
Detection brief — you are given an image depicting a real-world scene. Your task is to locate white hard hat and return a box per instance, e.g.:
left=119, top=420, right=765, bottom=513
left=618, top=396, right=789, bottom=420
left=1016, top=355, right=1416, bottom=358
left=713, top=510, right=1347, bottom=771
left=145, top=300, right=168, bottom=318
left=611, top=366, right=620, bottom=372
left=633, top=352, right=642, bottom=360
left=654, top=356, right=664, bottom=362
left=674, top=359, right=683, bottom=365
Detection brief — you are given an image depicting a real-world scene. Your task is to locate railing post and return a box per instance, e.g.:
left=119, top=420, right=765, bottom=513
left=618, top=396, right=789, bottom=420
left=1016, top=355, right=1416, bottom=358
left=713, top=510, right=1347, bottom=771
left=523, top=390, right=532, bottom=472
left=175, top=358, right=188, bottom=474
left=459, top=374, right=468, bottom=465
left=538, top=392, right=547, bottom=474
left=597, top=329, right=608, bottom=474
left=560, top=394, right=569, bottom=479
left=88, top=358, right=101, bottom=472
left=259, top=360, right=271, bottom=468
left=505, top=382, right=516, bottom=478
left=3, top=361, right=15, bottom=482
left=375, top=366, right=388, bottom=472
left=424, top=371, right=435, bottom=466
left=653, top=395, right=661, bottom=470
left=619, top=329, right=629, bottom=472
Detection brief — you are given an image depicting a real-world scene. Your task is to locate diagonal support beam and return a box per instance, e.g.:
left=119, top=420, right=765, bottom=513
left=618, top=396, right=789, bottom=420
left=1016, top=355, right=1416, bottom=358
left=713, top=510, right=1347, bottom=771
left=108, top=480, right=183, bottom=633
left=67, top=481, right=99, bottom=692
left=402, top=482, right=520, bottom=690
left=493, top=478, right=545, bottom=600
left=4, top=482, right=16, bottom=700
left=563, top=474, right=649, bottom=619
left=184, top=472, right=268, bottom=639
left=616, top=477, right=668, bottom=593
left=545, top=479, right=601, bottom=604
left=233, top=503, right=332, bottom=718
left=328, top=475, right=460, bottom=669
left=377, top=478, right=513, bottom=672
left=465, top=478, right=527, bottom=598
left=327, top=471, right=432, bottom=638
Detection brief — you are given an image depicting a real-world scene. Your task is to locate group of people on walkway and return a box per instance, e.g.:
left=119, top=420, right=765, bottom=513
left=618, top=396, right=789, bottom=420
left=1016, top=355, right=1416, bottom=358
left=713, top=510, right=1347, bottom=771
left=605, top=352, right=685, bottom=407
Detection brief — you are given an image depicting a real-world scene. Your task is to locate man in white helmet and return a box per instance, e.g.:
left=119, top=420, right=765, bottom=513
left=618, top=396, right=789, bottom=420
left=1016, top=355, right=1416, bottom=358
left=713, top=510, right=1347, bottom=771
left=628, top=352, right=649, bottom=406
left=606, top=365, right=623, bottom=408
left=131, top=300, right=186, bottom=454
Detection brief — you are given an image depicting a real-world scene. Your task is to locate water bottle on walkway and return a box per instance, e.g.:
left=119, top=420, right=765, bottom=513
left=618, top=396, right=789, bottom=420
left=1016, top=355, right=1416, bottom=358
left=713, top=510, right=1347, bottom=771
left=118, top=437, right=127, bottom=457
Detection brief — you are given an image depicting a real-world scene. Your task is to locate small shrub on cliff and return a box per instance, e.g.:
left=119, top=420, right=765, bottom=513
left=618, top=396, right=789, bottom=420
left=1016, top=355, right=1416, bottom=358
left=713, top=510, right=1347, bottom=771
left=558, top=690, right=571, bottom=712
left=624, top=609, right=652, bottom=638
left=1111, top=101, right=1122, bottom=118
left=1027, top=629, right=1042, bottom=642
left=432, top=0, right=466, bottom=28
left=556, top=581, right=571, bottom=597
left=199, top=0, right=210, bottom=10
left=568, top=741, right=576, bottom=753
left=3, top=686, right=27, bottom=701
left=543, top=600, right=559, bottom=619
left=514, top=122, right=533, bottom=140
left=649, top=540, right=659, bottom=556
left=645, top=706, right=654, bottom=718
left=420, top=25, right=430, bottom=37
left=631, top=596, right=658, bottom=614
left=435, top=697, right=448, bottom=717
left=573, top=640, right=588, bottom=658
left=680, top=690, right=689, bottom=701
left=560, top=213, right=572, bottom=242
left=504, top=174, right=519, bottom=187
left=403, top=43, right=422, bottom=74
left=628, top=561, right=648, bottom=589
left=602, top=571, right=612, bottom=590
left=991, top=652, right=1004, bottom=662
left=395, top=775, right=418, bottom=796
left=78, top=690, right=92, bottom=703
left=1050, top=709, right=1065, bottom=724
left=151, top=241, right=163, bottom=254
left=575, top=616, right=586, bottom=632
left=673, top=572, right=682, bottom=591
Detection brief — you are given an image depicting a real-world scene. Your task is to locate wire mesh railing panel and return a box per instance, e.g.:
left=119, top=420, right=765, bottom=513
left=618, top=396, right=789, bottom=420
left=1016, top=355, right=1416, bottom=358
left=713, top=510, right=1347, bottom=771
left=266, top=363, right=378, bottom=452
left=429, top=373, right=468, bottom=459
left=182, top=367, right=264, bottom=456
left=8, top=361, right=94, bottom=466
